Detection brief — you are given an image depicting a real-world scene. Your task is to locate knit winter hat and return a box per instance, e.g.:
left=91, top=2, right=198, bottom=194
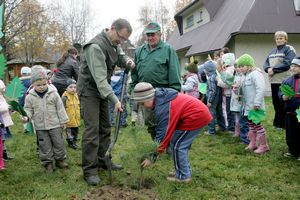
left=132, top=82, right=155, bottom=103
left=66, top=79, right=76, bottom=87
left=222, top=53, right=235, bottom=66
left=187, top=60, right=199, bottom=73
left=31, top=66, right=47, bottom=83
left=203, top=60, right=216, bottom=73
left=237, top=54, right=255, bottom=67
left=20, top=66, right=31, bottom=75
left=291, top=56, right=300, bottom=67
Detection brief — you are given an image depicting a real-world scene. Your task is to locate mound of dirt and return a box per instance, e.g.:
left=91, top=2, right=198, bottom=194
left=82, top=185, right=158, bottom=200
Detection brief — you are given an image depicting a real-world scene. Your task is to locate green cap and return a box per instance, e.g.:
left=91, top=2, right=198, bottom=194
left=237, top=54, right=255, bottom=67
left=143, top=22, right=161, bottom=34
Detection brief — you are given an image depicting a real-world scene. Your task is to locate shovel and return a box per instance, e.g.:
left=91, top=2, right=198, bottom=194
left=105, top=68, right=129, bottom=184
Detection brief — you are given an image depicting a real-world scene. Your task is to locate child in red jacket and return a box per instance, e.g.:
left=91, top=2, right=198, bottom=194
left=132, top=82, right=212, bottom=183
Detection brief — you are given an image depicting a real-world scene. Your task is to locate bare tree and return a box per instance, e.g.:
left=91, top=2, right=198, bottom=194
left=136, top=0, right=171, bottom=45
left=5, top=0, right=70, bottom=66
left=175, top=0, right=193, bottom=13
left=46, top=0, right=91, bottom=45
left=1, top=0, right=33, bottom=59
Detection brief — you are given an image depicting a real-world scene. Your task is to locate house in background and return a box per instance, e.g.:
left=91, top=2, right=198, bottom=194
left=5, top=58, right=54, bottom=84
left=168, top=0, right=300, bottom=95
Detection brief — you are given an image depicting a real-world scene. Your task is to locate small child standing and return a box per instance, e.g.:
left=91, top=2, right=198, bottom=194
left=19, top=66, right=32, bottom=133
left=0, top=80, right=14, bottom=161
left=62, top=79, right=80, bottom=149
left=279, top=56, right=300, bottom=160
left=0, top=114, right=6, bottom=170
left=181, top=60, right=200, bottom=99
left=24, top=68, right=69, bottom=172
left=237, top=54, right=269, bottom=154
left=204, top=60, right=226, bottom=135
left=230, top=65, right=245, bottom=137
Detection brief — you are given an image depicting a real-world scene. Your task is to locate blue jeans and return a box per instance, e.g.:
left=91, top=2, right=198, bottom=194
left=239, top=114, right=250, bottom=144
left=207, top=95, right=226, bottom=134
left=170, top=128, right=202, bottom=180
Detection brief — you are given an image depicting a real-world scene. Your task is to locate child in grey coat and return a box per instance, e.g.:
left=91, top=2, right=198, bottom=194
left=24, top=68, right=69, bottom=172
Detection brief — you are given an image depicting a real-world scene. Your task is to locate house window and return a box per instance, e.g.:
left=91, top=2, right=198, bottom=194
left=294, top=0, right=300, bottom=15
left=185, top=15, right=194, bottom=29
left=197, top=10, right=203, bottom=23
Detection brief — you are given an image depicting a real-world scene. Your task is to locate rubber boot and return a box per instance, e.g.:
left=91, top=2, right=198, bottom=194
left=245, top=131, right=257, bottom=151
left=3, top=149, right=14, bottom=161
left=254, top=134, right=270, bottom=154
left=0, top=139, right=5, bottom=170
left=233, top=115, right=240, bottom=137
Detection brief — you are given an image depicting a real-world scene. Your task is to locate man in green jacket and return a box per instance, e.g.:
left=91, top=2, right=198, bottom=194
left=130, top=22, right=181, bottom=140
left=77, top=18, right=134, bottom=186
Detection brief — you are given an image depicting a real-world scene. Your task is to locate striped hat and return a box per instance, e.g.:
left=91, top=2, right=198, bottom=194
left=132, top=82, right=155, bottom=103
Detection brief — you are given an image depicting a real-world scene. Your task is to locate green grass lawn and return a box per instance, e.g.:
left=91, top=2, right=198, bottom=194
left=1, top=97, right=300, bottom=200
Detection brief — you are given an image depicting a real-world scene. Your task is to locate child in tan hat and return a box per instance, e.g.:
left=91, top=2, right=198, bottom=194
left=24, top=68, right=69, bottom=172
left=132, top=82, right=212, bottom=183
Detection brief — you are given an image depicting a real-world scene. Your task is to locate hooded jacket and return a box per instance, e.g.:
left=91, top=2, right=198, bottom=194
left=24, top=86, right=69, bottom=130
left=154, top=88, right=212, bottom=154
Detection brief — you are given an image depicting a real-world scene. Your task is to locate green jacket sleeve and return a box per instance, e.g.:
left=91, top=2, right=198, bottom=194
left=168, top=46, right=182, bottom=91
left=85, top=44, right=118, bottom=104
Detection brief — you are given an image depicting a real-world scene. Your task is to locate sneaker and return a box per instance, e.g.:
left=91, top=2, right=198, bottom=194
left=131, top=121, right=136, bottom=127
left=121, top=123, right=128, bottom=128
left=55, top=160, right=69, bottom=169
left=166, top=176, right=191, bottom=183
left=45, top=163, right=54, bottom=173
left=84, top=175, right=100, bottom=186
left=168, top=171, right=176, bottom=177
left=283, top=152, right=292, bottom=157
left=298, top=156, right=300, bottom=161
left=68, top=143, right=78, bottom=150
left=204, top=131, right=215, bottom=136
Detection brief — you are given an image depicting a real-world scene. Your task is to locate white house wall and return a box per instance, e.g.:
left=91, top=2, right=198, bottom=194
left=182, top=3, right=210, bottom=34
left=234, top=34, right=300, bottom=96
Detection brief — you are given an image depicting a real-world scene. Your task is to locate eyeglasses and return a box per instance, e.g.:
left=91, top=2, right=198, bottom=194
left=116, top=30, right=128, bottom=42
left=146, top=33, right=156, bottom=37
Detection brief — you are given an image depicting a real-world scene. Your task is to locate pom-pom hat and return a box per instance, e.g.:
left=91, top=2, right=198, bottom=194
left=132, top=82, right=155, bottom=103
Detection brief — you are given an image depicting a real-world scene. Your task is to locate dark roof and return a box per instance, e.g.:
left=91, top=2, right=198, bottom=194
left=168, top=0, right=300, bottom=56
left=6, top=58, right=54, bottom=65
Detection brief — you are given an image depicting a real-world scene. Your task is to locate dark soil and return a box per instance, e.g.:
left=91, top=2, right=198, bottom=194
left=81, top=185, right=158, bottom=200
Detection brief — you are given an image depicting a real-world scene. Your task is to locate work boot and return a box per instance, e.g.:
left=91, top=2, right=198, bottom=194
left=68, top=142, right=78, bottom=150
left=245, top=131, right=257, bottom=151
left=55, top=160, right=69, bottom=169
left=131, top=121, right=136, bottom=127
left=3, top=150, right=14, bottom=161
left=45, top=162, right=54, bottom=173
left=254, top=134, right=270, bottom=154
left=84, top=175, right=100, bottom=186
